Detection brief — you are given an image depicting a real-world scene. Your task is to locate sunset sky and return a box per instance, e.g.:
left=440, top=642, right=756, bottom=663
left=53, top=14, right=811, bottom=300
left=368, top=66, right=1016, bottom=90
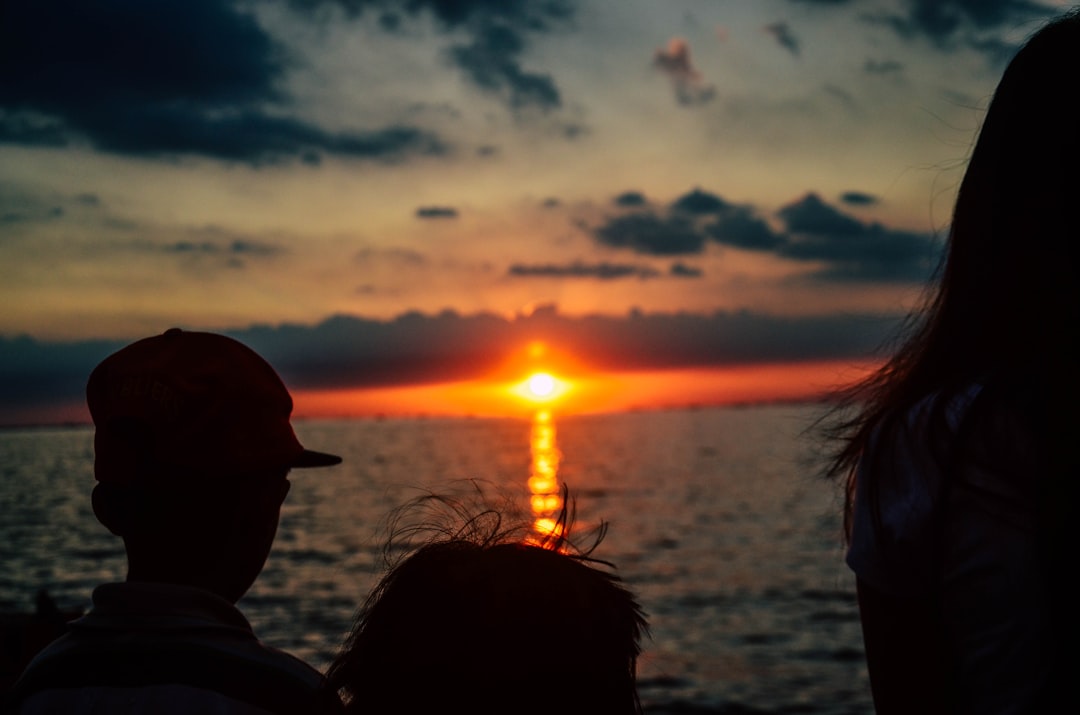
left=1, top=0, right=1071, bottom=424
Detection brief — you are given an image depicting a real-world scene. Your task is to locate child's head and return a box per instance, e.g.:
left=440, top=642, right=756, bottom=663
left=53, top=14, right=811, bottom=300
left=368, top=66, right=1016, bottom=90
left=327, top=495, right=648, bottom=714
left=86, top=328, right=341, bottom=601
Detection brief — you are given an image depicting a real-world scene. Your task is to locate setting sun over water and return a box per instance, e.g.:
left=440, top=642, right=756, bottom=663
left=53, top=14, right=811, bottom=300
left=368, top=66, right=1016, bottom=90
left=292, top=358, right=875, bottom=420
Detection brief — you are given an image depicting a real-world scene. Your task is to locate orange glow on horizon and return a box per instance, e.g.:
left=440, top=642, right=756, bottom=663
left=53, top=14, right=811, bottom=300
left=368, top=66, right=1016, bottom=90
left=291, top=359, right=877, bottom=420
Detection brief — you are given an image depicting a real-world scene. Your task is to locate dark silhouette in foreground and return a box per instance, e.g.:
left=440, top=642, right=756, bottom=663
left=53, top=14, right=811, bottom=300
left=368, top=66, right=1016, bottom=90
left=823, top=10, right=1080, bottom=714
left=326, top=491, right=649, bottom=714
left=6, top=328, right=343, bottom=715
left=0, top=592, right=81, bottom=695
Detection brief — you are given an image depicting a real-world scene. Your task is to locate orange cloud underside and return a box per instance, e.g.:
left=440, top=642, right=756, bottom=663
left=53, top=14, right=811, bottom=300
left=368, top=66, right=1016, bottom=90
left=293, top=359, right=877, bottom=420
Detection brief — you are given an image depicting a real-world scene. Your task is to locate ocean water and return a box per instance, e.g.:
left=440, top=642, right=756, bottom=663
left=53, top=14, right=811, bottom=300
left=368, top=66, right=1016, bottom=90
left=0, top=404, right=871, bottom=714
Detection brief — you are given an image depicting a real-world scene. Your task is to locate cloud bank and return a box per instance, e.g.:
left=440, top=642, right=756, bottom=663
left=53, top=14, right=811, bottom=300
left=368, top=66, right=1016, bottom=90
left=587, top=188, right=940, bottom=283
left=0, top=307, right=902, bottom=420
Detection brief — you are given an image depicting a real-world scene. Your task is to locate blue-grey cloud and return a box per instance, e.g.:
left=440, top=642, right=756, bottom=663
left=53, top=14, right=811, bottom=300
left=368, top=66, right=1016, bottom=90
left=778, top=193, right=940, bottom=282
left=0, top=184, right=103, bottom=226
left=704, top=209, right=785, bottom=251
left=35, top=221, right=289, bottom=270
left=162, top=239, right=283, bottom=258
left=840, top=191, right=880, bottom=206
left=0, top=307, right=904, bottom=422
left=778, top=192, right=864, bottom=235
left=121, top=228, right=288, bottom=270
left=864, top=59, right=905, bottom=75
left=0, top=0, right=449, bottom=164
left=614, top=191, right=648, bottom=208
left=592, top=214, right=707, bottom=255
left=671, top=188, right=730, bottom=215
left=74, top=194, right=102, bottom=207
left=448, top=24, right=562, bottom=113
left=880, top=0, right=1058, bottom=57
left=592, top=188, right=781, bottom=256
left=508, top=262, right=660, bottom=280
left=292, top=0, right=573, bottom=114
left=764, top=21, right=801, bottom=56
left=588, top=188, right=938, bottom=282
left=0, top=111, right=68, bottom=147
left=354, top=247, right=427, bottom=266
left=669, top=262, right=704, bottom=278
left=0, top=335, right=126, bottom=416
left=416, top=206, right=460, bottom=219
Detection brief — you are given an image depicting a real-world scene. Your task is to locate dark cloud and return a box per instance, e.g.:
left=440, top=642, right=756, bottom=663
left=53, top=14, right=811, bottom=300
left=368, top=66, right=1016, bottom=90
left=162, top=239, right=283, bottom=259
left=764, top=21, right=801, bottom=56
left=508, top=262, right=660, bottom=280
left=778, top=193, right=940, bottom=282
left=292, top=0, right=573, bottom=114
left=559, top=122, right=589, bottom=140
left=671, top=188, right=729, bottom=215
left=0, top=307, right=904, bottom=422
left=778, top=192, right=864, bottom=236
left=295, top=0, right=573, bottom=32
left=416, top=206, right=460, bottom=219
left=864, top=59, right=905, bottom=75
left=840, top=191, right=880, bottom=206
left=669, top=262, right=704, bottom=278
left=354, top=247, right=427, bottom=265
left=614, top=191, right=648, bottom=208
left=136, top=229, right=288, bottom=270
left=880, top=0, right=1057, bottom=57
left=592, top=189, right=781, bottom=256
left=0, top=184, right=102, bottom=226
left=0, top=201, right=63, bottom=225
left=588, top=187, right=939, bottom=282
left=653, top=38, right=717, bottom=107
left=0, top=0, right=449, bottom=164
left=0, top=335, right=126, bottom=415
left=592, top=213, right=707, bottom=255
left=0, top=111, right=68, bottom=147
left=703, top=209, right=785, bottom=250
left=448, top=24, right=562, bottom=113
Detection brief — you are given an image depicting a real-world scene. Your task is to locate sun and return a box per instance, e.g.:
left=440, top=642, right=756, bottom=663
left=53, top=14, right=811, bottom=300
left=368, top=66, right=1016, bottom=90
left=527, top=372, right=556, bottom=398
left=511, top=371, right=569, bottom=404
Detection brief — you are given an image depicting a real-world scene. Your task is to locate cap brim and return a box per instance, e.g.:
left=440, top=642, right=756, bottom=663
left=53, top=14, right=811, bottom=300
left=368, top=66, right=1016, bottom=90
left=291, top=449, right=343, bottom=468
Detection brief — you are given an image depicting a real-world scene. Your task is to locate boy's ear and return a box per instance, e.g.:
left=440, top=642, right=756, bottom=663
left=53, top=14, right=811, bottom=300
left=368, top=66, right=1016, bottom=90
left=92, top=483, right=132, bottom=536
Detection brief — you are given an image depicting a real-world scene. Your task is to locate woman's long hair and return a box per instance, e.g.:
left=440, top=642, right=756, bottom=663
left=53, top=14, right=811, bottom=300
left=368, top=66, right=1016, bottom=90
left=821, top=12, right=1080, bottom=704
left=823, top=10, right=1080, bottom=536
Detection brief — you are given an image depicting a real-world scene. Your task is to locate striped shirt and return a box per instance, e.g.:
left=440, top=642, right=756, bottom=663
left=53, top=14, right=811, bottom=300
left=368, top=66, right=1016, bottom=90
left=7, top=582, right=341, bottom=714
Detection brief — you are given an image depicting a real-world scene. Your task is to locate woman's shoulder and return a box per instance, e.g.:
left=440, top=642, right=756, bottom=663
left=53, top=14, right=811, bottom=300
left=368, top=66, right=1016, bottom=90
left=846, top=403, right=948, bottom=596
left=847, top=380, right=1040, bottom=594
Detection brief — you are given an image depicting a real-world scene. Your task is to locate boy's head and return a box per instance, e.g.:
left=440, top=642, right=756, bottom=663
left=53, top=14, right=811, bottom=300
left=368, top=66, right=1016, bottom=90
left=327, top=537, right=649, bottom=714
left=86, top=328, right=341, bottom=601
left=87, top=327, right=339, bottom=486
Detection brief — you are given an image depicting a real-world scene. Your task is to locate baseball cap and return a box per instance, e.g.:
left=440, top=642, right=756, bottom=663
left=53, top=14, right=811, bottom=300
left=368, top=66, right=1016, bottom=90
left=87, top=328, right=341, bottom=486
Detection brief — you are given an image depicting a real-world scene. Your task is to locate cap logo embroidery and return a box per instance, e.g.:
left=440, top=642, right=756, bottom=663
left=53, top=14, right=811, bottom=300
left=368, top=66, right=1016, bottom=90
left=116, top=376, right=184, bottom=418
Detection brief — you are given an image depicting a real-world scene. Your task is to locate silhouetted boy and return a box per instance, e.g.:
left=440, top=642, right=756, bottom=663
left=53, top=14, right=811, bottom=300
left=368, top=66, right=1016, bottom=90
left=7, top=328, right=343, bottom=714
left=325, top=495, right=649, bottom=714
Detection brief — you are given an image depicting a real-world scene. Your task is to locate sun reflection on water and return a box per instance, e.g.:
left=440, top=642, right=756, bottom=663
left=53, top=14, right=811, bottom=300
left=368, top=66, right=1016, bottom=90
left=526, top=408, right=564, bottom=544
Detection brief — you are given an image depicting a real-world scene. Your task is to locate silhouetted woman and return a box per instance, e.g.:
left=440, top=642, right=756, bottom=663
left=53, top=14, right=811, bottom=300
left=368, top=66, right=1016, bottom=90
left=824, top=11, right=1080, bottom=714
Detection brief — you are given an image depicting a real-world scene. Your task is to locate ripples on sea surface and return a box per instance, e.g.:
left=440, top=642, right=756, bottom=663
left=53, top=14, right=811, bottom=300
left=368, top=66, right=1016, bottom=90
left=0, top=404, right=871, bottom=714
